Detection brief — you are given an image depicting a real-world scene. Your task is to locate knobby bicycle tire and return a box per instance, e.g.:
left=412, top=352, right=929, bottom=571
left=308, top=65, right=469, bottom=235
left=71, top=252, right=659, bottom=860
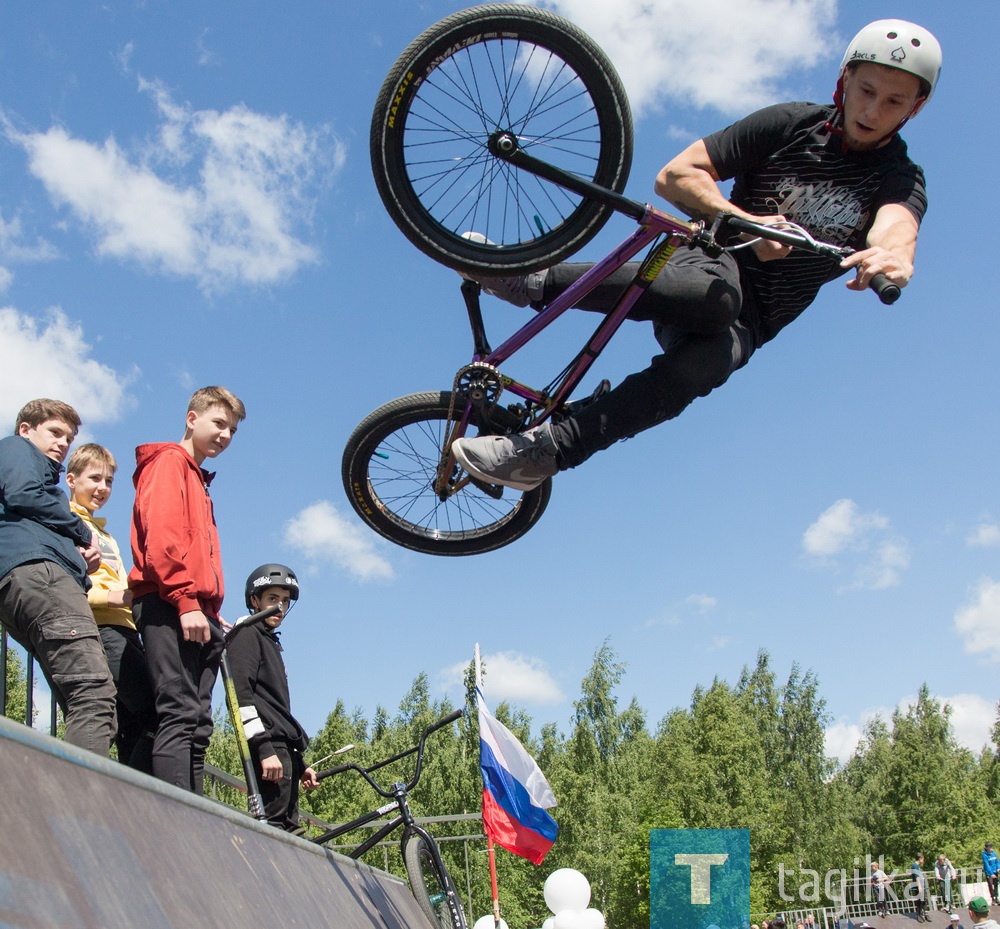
left=371, top=4, right=633, bottom=276
left=403, top=834, right=467, bottom=929
left=341, top=392, right=551, bottom=556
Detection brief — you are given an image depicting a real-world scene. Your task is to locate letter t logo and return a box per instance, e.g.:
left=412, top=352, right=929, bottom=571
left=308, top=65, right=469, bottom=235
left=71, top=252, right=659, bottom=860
left=674, top=854, right=729, bottom=904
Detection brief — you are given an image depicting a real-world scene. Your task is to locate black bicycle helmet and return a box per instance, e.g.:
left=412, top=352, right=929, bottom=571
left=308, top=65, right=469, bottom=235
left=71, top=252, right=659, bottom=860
left=244, top=563, right=300, bottom=610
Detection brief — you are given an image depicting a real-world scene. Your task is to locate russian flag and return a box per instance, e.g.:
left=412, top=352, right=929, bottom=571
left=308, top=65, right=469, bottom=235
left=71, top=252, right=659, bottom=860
left=477, top=687, right=558, bottom=865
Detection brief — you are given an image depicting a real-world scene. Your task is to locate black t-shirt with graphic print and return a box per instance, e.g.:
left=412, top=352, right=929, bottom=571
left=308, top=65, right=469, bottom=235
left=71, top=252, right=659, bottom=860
left=703, top=102, right=926, bottom=346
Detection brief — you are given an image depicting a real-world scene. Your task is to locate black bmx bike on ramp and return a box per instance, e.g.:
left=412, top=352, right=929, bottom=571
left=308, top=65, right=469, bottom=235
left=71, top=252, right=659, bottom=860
left=310, top=711, right=467, bottom=929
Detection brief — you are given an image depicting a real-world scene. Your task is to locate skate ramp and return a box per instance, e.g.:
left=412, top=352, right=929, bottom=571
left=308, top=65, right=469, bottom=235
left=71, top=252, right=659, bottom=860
left=0, top=715, right=431, bottom=929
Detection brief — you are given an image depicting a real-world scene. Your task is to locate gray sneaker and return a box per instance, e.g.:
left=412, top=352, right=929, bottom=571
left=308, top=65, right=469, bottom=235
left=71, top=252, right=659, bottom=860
left=459, top=232, right=546, bottom=308
left=451, top=423, right=559, bottom=491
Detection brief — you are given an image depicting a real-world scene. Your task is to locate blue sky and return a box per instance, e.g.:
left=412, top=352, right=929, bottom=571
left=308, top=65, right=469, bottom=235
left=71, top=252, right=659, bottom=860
left=1, top=1, right=996, bottom=765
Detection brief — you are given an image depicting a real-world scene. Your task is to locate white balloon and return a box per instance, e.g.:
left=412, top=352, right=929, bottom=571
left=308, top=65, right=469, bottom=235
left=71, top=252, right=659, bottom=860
left=554, top=910, right=585, bottom=929
left=542, top=919, right=556, bottom=929
left=580, top=909, right=605, bottom=929
left=544, top=868, right=592, bottom=914
left=472, top=917, right=509, bottom=929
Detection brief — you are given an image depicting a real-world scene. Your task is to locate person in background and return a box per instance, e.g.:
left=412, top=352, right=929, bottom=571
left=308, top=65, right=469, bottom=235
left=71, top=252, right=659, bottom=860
left=984, top=844, right=1000, bottom=905
left=66, top=443, right=156, bottom=773
left=936, top=853, right=958, bottom=912
left=129, top=386, right=245, bottom=792
left=0, top=399, right=116, bottom=755
left=911, top=853, right=930, bottom=923
left=968, top=896, right=999, bottom=929
left=227, top=564, right=319, bottom=832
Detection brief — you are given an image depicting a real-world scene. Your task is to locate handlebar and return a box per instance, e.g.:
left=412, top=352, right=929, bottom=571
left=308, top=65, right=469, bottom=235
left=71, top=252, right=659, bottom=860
left=223, top=605, right=280, bottom=645
left=718, top=214, right=900, bottom=306
left=314, top=710, right=464, bottom=795
left=491, top=136, right=902, bottom=307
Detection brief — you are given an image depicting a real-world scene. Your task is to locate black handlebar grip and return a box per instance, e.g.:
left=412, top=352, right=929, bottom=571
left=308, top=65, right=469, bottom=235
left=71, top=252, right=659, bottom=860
left=427, top=709, right=464, bottom=734
left=869, top=273, right=900, bottom=305
left=314, top=762, right=351, bottom=781
left=223, top=604, right=280, bottom=644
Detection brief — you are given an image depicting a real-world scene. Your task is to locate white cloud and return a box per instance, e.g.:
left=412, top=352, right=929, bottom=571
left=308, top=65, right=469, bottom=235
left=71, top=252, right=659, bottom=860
left=802, top=499, right=909, bottom=590
left=0, top=210, right=58, bottom=291
left=5, top=80, right=345, bottom=293
left=440, top=650, right=566, bottom=706
left=686, top=593, right=718, bottom=614
left=826, top=693, right=996, bottom=765
left=944, top=693, right=996, bottom=754
left=803, top=499, right=885, bottom=556
left=825, top=719, right=866, bottom=764
left=954, top=577, right=1000, bottom=662
left=646, top=592, right=719, bottom=628
left=967, top=522, right=1000, bottom=548
left=0, top=306, right=135, bottom=428
left=545, top=0, right=838, bottom=117
left=0, top=211, right=57, bottom=264
left=283, top=500, right=394, bottom=583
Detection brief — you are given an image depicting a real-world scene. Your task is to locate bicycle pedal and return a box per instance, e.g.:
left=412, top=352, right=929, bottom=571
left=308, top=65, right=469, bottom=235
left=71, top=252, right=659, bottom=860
left=467, top=476, right=505, bottom=500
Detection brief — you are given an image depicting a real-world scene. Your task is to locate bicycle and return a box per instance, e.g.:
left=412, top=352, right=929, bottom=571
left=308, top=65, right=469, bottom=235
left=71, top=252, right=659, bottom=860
left=310, top=710, right=467, bottom=929
left=343, top=3, right=902, bottom=557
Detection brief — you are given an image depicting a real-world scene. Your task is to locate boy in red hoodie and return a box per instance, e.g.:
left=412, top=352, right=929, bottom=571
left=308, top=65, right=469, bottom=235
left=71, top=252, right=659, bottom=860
left=129, top=386, right=246, bottom=791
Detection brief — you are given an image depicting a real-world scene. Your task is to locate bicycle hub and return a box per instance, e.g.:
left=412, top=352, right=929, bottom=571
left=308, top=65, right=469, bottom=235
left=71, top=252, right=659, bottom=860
left=487, top=131, right=519, bottom=159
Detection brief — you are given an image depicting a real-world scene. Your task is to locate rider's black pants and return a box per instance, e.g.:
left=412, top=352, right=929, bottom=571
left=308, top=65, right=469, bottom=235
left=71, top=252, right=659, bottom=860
left=543, top=246, right=755, bottom=469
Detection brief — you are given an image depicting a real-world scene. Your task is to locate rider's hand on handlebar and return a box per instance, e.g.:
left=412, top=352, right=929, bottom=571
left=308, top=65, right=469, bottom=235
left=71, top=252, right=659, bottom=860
left=746, top=214, right=793, bottom=262
left=840, top=245, right=912, bottom=292
left=301, top=766, right=320, bottom=790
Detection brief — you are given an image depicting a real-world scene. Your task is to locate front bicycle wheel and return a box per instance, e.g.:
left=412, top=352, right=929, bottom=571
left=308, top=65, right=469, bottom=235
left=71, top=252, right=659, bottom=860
left=371, top=4, right=633, bottom=276
left=403, top=834, right=467, bottom=929
left=342, top=392, right=551, bottom=556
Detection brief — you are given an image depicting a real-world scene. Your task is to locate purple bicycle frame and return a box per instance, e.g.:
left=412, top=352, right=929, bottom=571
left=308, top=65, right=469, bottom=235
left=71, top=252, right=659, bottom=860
left=464, top=205, right=699, bottom=428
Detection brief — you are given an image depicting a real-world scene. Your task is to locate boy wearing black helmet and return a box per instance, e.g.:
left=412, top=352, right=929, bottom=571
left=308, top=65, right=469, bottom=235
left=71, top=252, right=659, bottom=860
left=227, top=563, right=318, bottom=831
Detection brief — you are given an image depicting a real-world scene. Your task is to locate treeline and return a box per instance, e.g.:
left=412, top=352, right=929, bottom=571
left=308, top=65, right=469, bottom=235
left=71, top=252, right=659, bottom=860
left=1, top=645, right=28, bottom=726
left=203, top=643, right=1000, bottom=927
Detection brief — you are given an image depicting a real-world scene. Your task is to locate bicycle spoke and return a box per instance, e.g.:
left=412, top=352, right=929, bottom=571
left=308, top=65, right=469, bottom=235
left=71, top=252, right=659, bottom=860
left=368, top=420, right=523, bottom=539
left=400, top=35, right=604, bottom=247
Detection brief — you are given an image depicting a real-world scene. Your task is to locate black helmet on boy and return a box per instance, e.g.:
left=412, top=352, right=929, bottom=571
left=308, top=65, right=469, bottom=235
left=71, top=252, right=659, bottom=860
left=244, top=563, right=300, bottom=610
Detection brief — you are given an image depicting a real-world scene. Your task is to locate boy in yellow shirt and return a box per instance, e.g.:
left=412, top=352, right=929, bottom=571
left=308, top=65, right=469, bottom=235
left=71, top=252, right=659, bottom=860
left=67, top=443, right=156, bottom=772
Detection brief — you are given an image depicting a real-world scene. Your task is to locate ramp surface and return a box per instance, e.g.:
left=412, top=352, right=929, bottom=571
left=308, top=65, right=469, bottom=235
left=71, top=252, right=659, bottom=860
left=0, top=716, right=431, bottom=929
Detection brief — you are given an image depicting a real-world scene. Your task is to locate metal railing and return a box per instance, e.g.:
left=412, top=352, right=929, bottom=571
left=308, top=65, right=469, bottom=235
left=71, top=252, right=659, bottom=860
left=754, top=869, right=985, bottom=927
left=1, top=631, right=58, bottom=736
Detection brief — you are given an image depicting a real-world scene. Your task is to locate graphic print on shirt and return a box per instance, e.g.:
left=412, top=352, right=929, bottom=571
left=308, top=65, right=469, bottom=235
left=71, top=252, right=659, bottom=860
left=768, top=178, right=869, bottom=245
left=96, top=532, right=121, bottom=573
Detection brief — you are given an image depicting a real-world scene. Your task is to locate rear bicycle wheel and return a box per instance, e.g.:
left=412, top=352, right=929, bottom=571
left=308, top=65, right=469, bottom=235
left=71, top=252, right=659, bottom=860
left=342, top=392, right=551, bottom=556
left=371, top=3, right=633, bottom=276
left=403, top=834, right=467, bottom=929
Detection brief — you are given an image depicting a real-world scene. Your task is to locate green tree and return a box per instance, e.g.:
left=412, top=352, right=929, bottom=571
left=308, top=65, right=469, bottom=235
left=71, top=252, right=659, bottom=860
left=1, top=636, right=29, bottom=725
left=190, top=652, right=1000, bottom=926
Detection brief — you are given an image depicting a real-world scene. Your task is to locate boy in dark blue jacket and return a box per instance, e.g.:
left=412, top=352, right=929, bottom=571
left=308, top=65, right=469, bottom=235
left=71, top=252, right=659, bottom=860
left=0, top=399, right=117, bottom=754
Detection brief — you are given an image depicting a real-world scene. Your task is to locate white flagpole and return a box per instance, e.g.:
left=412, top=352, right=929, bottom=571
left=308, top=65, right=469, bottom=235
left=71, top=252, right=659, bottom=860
left=474, top=643, right=501, bottom=927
